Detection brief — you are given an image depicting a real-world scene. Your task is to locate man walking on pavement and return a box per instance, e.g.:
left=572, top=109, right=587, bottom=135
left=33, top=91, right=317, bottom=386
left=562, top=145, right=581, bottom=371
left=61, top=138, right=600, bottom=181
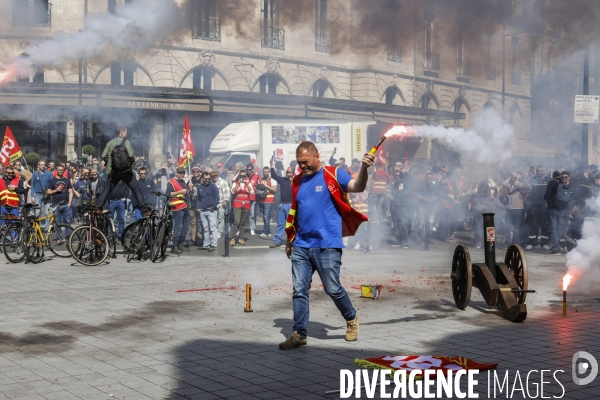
left=168, top=167, right=191, bottom=254
left=269, top=159, right=294, bottom=248
left=279, top=142, right=374, bottom=350
left=94, top=126, right=148, bottom=216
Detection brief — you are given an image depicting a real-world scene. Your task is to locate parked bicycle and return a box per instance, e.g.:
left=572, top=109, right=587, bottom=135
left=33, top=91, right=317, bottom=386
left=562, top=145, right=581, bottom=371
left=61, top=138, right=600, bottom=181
left=22, top=201, right=74, bottom=263
left=122, top=192, right=173, bottom=262
left=67, top=203, right=112, bottom=266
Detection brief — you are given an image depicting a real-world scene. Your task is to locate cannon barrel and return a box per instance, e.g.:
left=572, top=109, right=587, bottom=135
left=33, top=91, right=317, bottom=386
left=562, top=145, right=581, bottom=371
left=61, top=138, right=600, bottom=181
left=482, top=213, right=496, bottom=279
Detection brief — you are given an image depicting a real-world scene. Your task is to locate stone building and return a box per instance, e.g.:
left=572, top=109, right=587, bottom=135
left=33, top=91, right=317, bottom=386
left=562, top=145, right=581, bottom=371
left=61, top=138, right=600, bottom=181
left=0, top=0, right=563, bottom=167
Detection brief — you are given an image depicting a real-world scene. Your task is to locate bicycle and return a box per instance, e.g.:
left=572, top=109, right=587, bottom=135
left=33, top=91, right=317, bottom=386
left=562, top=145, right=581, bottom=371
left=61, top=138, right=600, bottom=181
left=2, top=205, right=37, bottom=263
left=149, top=191, right=174, bottom=262
left=68, top=204, right=110, bottom=266
left=23, top=201, right=75, bottom=264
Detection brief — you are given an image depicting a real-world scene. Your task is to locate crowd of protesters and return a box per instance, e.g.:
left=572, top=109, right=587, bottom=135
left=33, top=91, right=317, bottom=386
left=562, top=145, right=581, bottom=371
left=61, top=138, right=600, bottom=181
left=326, top=140, right=600, bottom=256
left=2, top=134, right=597, bottom=257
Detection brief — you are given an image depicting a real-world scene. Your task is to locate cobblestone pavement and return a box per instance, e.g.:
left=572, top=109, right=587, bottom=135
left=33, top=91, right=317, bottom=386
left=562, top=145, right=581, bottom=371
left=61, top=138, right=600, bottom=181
left=0, top=233, right=598, bottom=400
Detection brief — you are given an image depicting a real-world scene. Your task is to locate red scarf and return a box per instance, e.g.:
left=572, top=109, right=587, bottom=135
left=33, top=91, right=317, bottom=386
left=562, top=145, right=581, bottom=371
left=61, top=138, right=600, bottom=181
left=285, top=166, right=368, bottom=243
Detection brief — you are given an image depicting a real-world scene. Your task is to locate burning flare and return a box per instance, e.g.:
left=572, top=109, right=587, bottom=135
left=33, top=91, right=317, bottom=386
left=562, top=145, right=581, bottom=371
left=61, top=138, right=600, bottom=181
left=563, top=273, right=573, bottom=291
left=384, top=125, right=411, bottom=138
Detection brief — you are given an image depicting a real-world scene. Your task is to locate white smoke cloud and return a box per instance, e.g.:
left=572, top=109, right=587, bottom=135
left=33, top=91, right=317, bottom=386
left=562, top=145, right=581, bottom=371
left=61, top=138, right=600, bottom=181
left=413, top=108, right=515, bottom=165
left=3, top=0, right=183, bottom=79
left=566, top=195, right=600, bottom=290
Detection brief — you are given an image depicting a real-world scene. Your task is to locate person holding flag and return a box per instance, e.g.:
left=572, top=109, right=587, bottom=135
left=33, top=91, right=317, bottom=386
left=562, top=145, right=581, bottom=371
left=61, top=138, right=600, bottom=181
left=178, top=115, right=195, bottom=170
left=0, top=127, right=23, bottom=168
left=0, top=165, right=27, bottom=222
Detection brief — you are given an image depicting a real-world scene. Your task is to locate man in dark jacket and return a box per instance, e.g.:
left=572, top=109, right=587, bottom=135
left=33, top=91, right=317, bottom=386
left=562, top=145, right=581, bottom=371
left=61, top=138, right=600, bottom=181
left=544, top=170, right=568, bottom=255
left=196, top=172, right=220, bottom=251
left=269, top=158, right=294, bottom=248
left=525, top=166, right=550, bottom=250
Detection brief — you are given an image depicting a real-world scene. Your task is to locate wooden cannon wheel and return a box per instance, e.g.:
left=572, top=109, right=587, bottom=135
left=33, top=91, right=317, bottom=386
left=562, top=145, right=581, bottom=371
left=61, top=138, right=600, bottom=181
left=504, top=244, right=529, bottom=304
left=451, top=245, right=472, bottom=309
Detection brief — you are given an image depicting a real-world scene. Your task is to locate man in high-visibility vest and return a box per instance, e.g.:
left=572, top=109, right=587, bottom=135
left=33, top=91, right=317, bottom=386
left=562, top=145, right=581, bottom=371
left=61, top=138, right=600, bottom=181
left=167, top=167, right=191, bottom=254
left=0, top=166, right=27, bottom=222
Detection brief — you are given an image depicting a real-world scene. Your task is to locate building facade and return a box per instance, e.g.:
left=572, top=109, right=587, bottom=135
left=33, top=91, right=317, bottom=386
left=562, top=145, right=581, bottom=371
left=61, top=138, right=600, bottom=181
left=0, top=0, right=563, bottom=167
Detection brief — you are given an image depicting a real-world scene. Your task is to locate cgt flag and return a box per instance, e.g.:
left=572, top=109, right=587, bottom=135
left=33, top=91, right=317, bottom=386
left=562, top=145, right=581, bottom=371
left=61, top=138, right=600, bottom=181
left=354, top=355, right=497, bottom=378
left=0, top=126, right=23, bottom=166
left=178, top=115, right=195, bottom=168
left=375, top=140, right=387, bottom=165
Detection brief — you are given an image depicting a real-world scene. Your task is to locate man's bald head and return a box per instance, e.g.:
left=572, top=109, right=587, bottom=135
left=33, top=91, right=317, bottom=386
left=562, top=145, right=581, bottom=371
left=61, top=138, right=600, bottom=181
left=296, top=142, right=318, bottom=156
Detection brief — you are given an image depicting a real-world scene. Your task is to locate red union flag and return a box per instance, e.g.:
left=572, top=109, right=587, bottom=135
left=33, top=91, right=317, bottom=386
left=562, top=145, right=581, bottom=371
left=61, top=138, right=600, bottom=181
left=355, top=356, right=497, bottom=378
left=375, top=141, right=387, bottom=165
left=0, top=126, right=23, bottom=166
left=178, top=115, right=195, bottom=168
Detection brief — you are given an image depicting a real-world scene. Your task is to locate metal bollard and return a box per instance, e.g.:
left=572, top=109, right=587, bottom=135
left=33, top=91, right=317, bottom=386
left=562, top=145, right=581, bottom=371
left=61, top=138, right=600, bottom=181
left=224, top=208, right=229, bottom=258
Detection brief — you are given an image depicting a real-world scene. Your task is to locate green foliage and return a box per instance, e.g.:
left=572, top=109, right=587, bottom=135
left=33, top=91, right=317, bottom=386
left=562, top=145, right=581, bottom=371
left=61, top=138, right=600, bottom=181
left=24, top=152, right=40, bottom=167
left=82, top=145, right=95, bottom=156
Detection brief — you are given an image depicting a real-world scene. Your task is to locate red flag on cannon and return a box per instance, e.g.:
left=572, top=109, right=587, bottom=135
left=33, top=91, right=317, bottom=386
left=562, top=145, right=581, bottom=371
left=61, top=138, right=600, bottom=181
left=0, top=126, right=23, bottom=166
left=178, top=115, right=195, bottom=168
left=355, top=355, right=497, bottom=378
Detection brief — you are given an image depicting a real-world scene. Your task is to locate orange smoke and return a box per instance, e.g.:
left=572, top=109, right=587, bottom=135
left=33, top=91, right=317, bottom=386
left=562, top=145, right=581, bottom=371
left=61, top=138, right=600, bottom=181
left=562, top=273, right=573, bottom=291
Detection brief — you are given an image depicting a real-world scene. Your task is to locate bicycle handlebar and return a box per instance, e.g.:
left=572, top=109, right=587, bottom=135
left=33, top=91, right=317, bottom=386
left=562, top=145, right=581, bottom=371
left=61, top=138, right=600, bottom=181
left=152, top=190, right=180, bottom=200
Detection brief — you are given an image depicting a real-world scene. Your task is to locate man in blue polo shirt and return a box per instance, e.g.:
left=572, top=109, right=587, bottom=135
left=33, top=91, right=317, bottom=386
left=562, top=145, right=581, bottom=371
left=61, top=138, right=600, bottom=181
left=30, top=160, right=52, bottom=221
left=279, top=142, right=374, bottom=350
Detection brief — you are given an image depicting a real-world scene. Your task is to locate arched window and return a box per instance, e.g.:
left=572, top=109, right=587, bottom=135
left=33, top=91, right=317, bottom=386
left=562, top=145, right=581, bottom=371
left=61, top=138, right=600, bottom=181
left=311, top=79, right=333, bottom=98
left=110, top=62, right=136, bottom=86
left=420, top=92, right=437, bottom=109
left=383, top=86, right=405, bottom=105
left=453, top=97, right=471, bottom=127
left=192, top=67, right=214, bottom=90
left=259, top=74, right=279, bottom=94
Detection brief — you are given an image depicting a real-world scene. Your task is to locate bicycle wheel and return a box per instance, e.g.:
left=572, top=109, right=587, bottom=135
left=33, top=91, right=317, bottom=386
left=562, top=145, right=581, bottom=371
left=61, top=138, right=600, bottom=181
left=24, top=227, right=44, bottom=264
left=68, top=226, right=109, bottom=266
left=160, top=218, right=172, bottom=258
left=121, top=220, right=143, bottom=252
left=2, top=225, right=26, bottom=263
left=151, top=221, right=166, bottom=262
left=126, top=220, right=147, bottom=262
left=48, top=224, right=74, bottom=258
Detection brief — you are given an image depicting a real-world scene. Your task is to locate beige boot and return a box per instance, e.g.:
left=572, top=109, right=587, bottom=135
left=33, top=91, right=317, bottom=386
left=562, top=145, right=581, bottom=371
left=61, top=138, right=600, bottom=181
left=345, top=310, right=360, bottom=341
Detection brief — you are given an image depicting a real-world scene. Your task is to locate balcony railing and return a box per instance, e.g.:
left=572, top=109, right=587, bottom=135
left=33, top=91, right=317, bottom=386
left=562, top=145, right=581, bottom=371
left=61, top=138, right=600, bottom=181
left=485, top=65, right=497, bottom=81
left=456, top=59, right=471, bottom=76
left=12, top=0, right=51, bottom=27
left=193, top=18, right=221, bottom=42
left=387, top=47, right=402, bottom=63
left=262, top=27, right=285, bottom=50
left=511, top=70, right=521, bottom=86
left=423, top=52, right=440, bottom=70
left=316, top=34, right=333, bottom=53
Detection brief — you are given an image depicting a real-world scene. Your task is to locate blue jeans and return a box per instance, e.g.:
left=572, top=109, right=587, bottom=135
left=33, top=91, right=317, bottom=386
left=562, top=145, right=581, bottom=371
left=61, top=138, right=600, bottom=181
left=131, top=209, right=143, bottom=224
left=291, top=247, right=355, bottom=339
left=258, top=202, right=273, bottom=235
left=273, top=203, right=291, bottom=245
left=200, top=210, right=218, bottom=247
left=172, top=209, right=190, bottom=248
left=547, top=208, right=566, bottom=253
left=109, top=200, right=126, bottom=238
left=55, top=205, right=73, bottom=227
left=33, top=193, right=51, bottom=229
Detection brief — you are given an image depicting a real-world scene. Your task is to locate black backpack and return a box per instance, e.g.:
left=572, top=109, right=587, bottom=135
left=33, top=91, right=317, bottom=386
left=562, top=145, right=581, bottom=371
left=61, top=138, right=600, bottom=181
left=553, top=182, right=571, bottom=209
left=111, top=138, right=131, bottom=172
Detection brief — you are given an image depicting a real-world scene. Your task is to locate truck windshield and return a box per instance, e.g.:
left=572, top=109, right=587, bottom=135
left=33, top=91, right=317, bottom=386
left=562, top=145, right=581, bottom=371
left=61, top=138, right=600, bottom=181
left=204, top=155, right=228, bottom=168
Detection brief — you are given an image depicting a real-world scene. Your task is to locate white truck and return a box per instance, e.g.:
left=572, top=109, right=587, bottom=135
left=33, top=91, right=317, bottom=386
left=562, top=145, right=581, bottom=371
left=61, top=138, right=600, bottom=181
left=206, top=120, right=377, bottom=171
